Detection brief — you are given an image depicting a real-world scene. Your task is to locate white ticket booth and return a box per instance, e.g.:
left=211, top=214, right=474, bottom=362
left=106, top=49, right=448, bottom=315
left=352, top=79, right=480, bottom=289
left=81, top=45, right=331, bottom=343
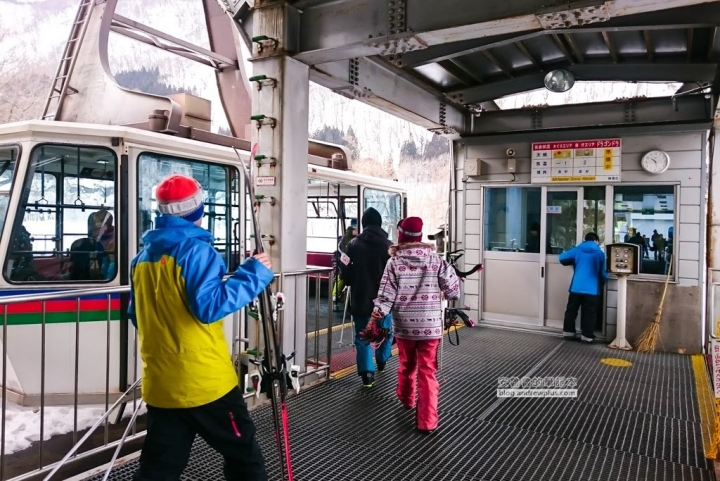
left=460, top=132, right=704, bottom=349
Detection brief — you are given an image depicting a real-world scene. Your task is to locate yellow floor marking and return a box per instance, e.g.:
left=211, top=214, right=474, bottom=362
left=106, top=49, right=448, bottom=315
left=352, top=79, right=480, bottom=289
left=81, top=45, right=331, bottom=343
left=600, top=358, right=633, bottom=367
left=306, top=321, right=354, bottom=339
left=692, top=354, right=717, bottom=459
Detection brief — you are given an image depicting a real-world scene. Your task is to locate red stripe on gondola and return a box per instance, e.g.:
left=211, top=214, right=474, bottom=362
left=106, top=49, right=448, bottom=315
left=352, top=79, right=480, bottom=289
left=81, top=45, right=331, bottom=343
left=0, top=299, right=121, bottom=314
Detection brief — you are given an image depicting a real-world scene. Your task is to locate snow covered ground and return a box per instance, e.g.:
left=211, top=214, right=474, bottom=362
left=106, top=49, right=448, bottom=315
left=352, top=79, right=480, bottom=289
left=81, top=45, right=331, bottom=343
left=2, top=399, right=147, bottom=455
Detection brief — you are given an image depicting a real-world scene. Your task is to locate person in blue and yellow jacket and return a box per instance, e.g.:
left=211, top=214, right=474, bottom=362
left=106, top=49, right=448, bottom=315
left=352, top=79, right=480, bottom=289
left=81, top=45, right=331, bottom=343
left=128, top=174, right=274, bottom=481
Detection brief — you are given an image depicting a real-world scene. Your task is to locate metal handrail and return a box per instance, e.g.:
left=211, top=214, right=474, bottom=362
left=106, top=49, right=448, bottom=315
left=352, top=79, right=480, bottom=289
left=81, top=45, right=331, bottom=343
left=2, top=286, right=135, bottom=481
left=41, top=379, right=142, bottom=481
left=4, top=266, right=335, bottom=481
left=0, top=286, right=129, bottom=305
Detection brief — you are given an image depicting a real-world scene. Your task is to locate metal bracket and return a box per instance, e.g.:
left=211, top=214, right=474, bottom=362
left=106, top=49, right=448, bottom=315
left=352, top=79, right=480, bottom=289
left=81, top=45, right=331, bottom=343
left=251, top=114, right=277, bottom=128
left=254, top=154, right=277, bottom=167
left=250, top=233, right=276, bottom=245
left=254, top=194, right=277, bottom=206
left=623, top=102, right=637, bottom=123
left=439, top=102, right=447, bottom=127
left=249, top=74, right=278, bottom=90
left=370, top=35, right=427, bottom=57
left=531, top=109, right=542, bottom=130
left=388, top=0, right=407, bottom=35
left=429, top=126, right=459, bottom=136
left=349, top=58, right=360, bottom=86
left=339, top=86, right=373, bottom=100
left=252, top=35, right=279, bottom=54
left=535, top=3, right=610, bottom=29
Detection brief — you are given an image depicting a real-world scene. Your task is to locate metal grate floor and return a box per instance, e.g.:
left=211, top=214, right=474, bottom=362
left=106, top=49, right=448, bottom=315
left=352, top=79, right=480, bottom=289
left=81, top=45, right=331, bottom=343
left=86, top=327, right=714, bottom=481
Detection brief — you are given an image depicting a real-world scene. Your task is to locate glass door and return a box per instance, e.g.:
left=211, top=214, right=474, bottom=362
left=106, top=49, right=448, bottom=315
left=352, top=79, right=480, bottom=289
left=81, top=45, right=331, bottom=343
left=542, top=188, right=582, bottom=328
left=542, top=186, right=608, bottom=332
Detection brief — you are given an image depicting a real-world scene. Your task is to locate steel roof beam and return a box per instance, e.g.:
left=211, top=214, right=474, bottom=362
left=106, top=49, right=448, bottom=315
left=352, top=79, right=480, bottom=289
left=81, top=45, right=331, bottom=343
left=283, top=0, right=720, bottom=65
left=709, top=27, right=719, bottom=59
left=643, top=30, right=655, bottom=61
left=515, top=40, right=542, bottom=69
left=550, top=34, right=575, bottom=65
left=310, top=56, right=467, bottom=135
left=468, top=95, right=712, bottom=135
left=399, top=22, right=717, bottom=69
left=452, top=62, right=718, bottom=104
left=601, top=31, right=620, bottom=63
left=437, top=59, right=484, bottom=86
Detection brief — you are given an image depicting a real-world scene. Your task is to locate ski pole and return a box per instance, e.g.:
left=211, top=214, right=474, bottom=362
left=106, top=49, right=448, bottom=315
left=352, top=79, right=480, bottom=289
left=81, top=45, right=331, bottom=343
left=101, top=400, right=145, bottom=481
left=338, top=286, right=351, bottom=347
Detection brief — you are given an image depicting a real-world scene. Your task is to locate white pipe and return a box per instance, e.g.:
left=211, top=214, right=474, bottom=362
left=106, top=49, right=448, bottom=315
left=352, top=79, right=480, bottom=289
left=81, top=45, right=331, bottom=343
left=609, top=275, right=632, bottom=350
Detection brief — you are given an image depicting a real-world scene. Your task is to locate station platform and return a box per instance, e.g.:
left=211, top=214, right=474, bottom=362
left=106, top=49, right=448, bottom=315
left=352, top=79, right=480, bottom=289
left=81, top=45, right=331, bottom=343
left=81, top=325, right=717, bottom=480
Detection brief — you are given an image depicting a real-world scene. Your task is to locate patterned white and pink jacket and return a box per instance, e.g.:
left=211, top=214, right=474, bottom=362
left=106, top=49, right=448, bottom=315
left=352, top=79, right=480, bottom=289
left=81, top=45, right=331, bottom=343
left=374, top=243, right=460, bottom=341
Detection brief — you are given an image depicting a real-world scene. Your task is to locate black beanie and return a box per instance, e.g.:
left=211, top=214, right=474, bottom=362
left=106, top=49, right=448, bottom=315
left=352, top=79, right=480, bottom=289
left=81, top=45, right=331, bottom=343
left=361, top=207, right=382, bottom=228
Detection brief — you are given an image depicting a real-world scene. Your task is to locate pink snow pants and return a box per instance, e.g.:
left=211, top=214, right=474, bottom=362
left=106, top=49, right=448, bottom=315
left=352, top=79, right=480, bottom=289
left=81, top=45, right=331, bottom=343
left=395, top=338, right=441, bottom=431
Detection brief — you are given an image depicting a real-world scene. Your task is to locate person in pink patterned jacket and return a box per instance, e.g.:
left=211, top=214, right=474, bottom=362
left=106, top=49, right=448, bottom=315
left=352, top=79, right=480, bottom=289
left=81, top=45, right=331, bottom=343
left=371, top=216, right=460, bottom=433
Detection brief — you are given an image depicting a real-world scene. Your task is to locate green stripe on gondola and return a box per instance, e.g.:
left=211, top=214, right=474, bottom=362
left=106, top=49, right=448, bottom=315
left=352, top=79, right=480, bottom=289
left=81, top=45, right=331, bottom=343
left=5, top=310, right=122, bottom=326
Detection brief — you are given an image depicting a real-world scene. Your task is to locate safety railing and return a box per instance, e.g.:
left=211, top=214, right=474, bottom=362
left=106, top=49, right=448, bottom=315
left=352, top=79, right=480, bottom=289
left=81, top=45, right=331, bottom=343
left=290, top=267, right=333, bottom=379
left=2, top=266, right=334, bottom=481
left=707, top=268, right=720, bottom=342
left=0, top=286, right=140, bottom=481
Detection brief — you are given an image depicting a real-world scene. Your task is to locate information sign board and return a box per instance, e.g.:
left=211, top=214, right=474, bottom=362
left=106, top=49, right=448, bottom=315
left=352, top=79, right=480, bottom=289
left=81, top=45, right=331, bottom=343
left=531, top=139, right=621, bottom=184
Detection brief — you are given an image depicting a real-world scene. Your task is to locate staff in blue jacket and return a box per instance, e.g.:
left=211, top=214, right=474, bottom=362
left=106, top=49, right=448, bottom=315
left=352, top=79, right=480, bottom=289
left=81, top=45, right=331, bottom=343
left=558, top=232, right=609, bottom=344
left=128, top=174, right=274, bottom=481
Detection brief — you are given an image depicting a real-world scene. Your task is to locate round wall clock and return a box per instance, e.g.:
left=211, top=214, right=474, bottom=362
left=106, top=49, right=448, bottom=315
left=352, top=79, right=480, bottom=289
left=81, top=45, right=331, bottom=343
left=640, top=150, right=670, bottom=174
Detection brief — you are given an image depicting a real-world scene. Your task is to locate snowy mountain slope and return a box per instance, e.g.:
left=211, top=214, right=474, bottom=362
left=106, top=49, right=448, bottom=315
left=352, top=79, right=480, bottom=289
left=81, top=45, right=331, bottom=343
left=0, top=0, right=240, bottom=131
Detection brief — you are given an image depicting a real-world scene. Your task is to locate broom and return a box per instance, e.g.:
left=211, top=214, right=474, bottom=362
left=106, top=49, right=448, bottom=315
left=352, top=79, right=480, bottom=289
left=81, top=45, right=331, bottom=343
left=636, top=254, right=673, bottom=353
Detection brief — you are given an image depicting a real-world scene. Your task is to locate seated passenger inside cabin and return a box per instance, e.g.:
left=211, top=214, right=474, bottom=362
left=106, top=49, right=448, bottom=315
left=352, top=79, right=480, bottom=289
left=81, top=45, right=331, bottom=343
left=88, top=209, right=116, bottom=280
left=60, top=209, right=116, bottom=281
left=62, top=238, right=105, bottom=281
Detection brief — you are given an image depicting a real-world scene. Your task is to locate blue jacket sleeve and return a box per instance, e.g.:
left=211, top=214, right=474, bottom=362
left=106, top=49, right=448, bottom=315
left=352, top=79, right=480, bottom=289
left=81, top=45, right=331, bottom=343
left=559, top=247, right=576, bottom=266
left=127, top=261, right=137, bottom=329
left=600, top=253, right=609, bottom=281
left=181, top=243, right=275, bottom=324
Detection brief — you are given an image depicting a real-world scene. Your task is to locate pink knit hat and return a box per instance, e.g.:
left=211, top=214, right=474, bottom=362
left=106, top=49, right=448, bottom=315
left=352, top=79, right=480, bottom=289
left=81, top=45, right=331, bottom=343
left=398, top=217, right=423, bottom=243
left=155, top=174, right=204, bottom=223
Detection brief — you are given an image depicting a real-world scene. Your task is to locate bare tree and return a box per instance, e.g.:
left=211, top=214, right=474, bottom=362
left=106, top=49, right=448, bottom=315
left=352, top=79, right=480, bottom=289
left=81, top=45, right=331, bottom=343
left=0, top=33, right=51, bottom=123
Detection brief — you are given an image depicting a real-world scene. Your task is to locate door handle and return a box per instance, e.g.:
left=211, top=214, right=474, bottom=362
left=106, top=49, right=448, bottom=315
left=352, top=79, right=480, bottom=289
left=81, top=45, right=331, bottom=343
left=541, top=267, right=544, bottom=278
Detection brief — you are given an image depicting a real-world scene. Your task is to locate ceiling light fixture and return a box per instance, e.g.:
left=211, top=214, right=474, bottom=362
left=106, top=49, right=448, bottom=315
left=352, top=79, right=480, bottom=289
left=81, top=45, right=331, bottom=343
left=544, top=69, right=575, bottom=93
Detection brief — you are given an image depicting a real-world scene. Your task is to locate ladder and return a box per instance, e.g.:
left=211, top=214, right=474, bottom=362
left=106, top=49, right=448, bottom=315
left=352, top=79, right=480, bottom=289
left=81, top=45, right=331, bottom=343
left=40, top=0, right=95, bottom=121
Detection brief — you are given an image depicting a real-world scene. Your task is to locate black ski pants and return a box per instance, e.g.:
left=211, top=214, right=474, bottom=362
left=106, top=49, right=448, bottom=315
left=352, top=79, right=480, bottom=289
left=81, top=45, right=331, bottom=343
left=562, top=292, right=599, bottom=340
left=133, top=386, right=267, bottom=481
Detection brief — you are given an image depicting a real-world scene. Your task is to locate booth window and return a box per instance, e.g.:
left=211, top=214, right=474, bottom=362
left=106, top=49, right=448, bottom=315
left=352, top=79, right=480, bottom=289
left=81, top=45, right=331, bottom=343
left=4, top=144, right=117, bottom=283
left=612, top=185, right=675, bottom=276
left=137, top=152, right=241, bottom=272
left=484, top=187, right=542, bottom=252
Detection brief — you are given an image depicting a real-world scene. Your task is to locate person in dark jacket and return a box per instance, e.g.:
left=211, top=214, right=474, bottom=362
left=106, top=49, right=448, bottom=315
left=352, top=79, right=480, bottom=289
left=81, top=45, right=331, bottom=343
left=559, top=232, right=609, bottom=344
left=342, top=207, right=393, bottom=388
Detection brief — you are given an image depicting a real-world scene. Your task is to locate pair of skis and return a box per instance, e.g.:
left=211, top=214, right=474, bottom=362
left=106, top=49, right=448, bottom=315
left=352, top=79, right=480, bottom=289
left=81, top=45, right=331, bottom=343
left=234, top=144, right=296, bottom=481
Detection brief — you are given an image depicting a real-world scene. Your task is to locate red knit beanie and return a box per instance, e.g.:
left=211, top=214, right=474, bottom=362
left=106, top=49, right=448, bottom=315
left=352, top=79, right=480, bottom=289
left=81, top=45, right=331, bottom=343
left=155, top=174, right=205, bottom=223
left=398, top=217, right=423, bottom=243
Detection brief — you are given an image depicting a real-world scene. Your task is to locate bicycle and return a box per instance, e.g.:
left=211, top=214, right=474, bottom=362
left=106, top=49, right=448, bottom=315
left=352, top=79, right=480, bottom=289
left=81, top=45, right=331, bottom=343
left=443, top=249, right=483, bottom=346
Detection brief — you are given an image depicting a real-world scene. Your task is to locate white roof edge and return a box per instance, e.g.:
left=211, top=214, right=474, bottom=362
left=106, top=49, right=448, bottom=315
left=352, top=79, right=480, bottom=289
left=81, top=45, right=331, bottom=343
left=0, top=120, right=406, bottom=191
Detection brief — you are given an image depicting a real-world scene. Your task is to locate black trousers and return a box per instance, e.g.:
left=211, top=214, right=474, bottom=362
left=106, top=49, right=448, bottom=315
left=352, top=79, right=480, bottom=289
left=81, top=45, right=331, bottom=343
left=133, top=386, right=267, bottom=481
left=562, top=293, right=599, bottom=339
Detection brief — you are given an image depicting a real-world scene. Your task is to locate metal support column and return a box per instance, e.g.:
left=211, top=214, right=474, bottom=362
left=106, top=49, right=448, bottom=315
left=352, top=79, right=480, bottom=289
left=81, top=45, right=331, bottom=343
left=251, top=2, right=308, bottom=368
left=706, top=104, right=720, bottom=351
